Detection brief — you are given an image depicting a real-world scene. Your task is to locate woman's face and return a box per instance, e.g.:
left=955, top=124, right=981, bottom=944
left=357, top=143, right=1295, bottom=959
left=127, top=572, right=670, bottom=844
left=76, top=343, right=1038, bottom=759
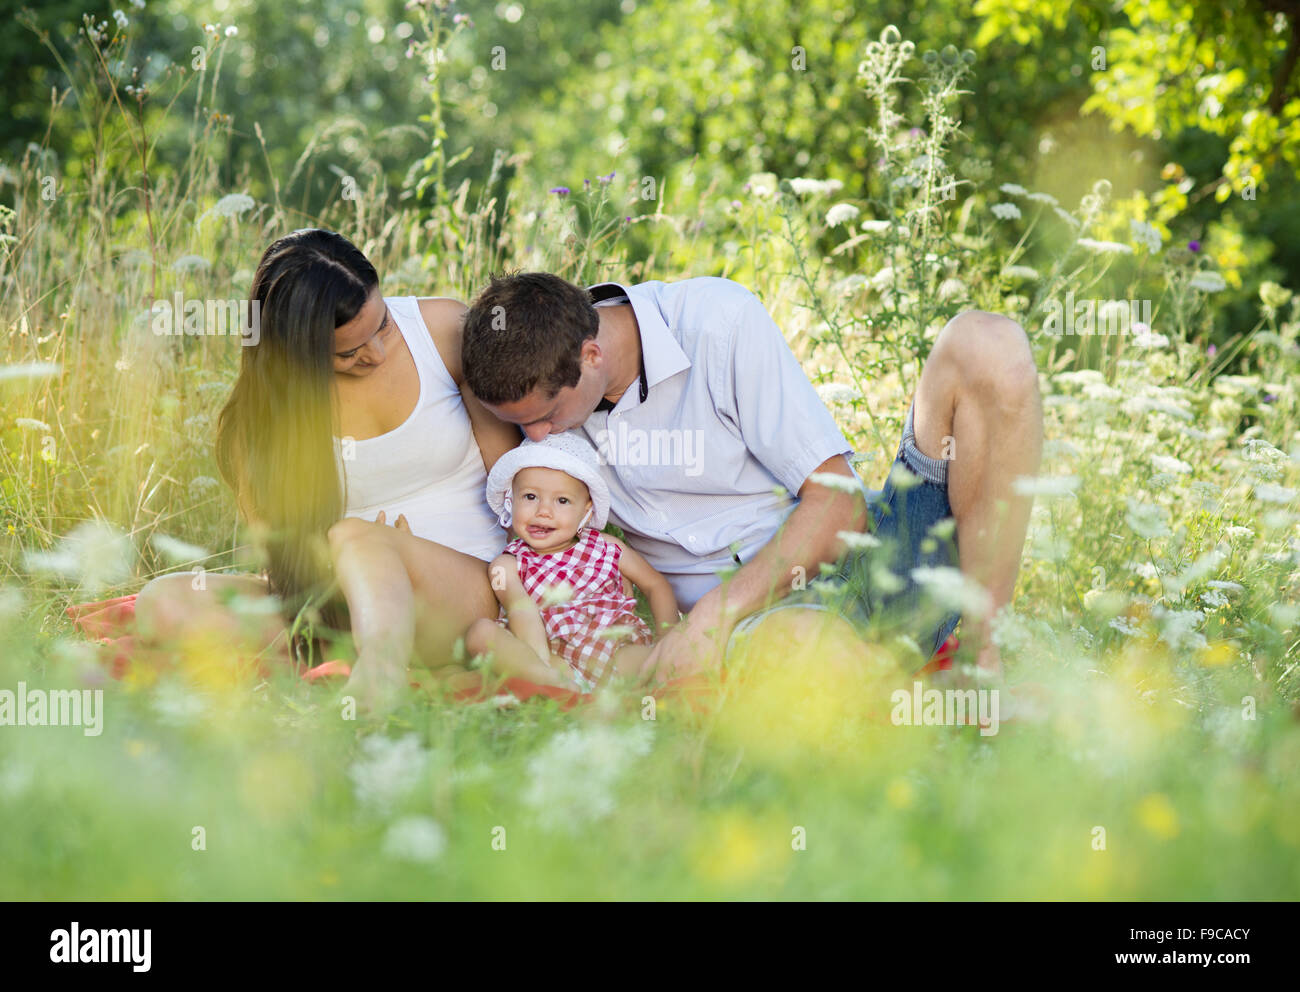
left=332, top=288, right=395, bottom=377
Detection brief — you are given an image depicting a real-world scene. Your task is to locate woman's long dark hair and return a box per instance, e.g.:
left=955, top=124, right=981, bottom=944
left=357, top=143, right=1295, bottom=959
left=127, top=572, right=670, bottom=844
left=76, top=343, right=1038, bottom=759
left=215, top=229, right=377, bottom=632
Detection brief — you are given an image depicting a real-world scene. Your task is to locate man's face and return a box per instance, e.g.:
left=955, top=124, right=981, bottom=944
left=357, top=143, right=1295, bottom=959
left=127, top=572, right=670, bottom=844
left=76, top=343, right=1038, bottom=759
left=485, top=341, right=606, bottom=440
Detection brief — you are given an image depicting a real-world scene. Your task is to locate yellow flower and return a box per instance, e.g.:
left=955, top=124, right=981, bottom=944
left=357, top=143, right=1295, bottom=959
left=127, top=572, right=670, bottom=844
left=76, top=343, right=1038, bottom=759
left=1137, top=793, right=1180, bottom=840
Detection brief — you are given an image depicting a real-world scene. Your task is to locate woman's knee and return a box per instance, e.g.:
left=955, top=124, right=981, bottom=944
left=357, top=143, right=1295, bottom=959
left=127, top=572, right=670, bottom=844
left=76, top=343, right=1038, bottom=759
left=465, top=617, right=499, bottom=655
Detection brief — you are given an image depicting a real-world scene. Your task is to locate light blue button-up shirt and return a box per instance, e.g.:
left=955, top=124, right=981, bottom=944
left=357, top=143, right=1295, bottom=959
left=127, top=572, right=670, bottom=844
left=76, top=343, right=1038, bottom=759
left=578, top=277, right=855, bottom=609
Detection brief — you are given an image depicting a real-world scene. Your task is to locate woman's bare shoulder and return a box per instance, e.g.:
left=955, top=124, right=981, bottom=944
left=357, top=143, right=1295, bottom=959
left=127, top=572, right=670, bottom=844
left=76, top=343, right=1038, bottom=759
left=416, top=297, right=469, bottom=382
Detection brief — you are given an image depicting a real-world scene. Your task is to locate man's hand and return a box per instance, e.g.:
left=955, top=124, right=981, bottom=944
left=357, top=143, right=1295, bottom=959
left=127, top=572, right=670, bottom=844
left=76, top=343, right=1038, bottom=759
left=641, top=602, right=732, bottom=683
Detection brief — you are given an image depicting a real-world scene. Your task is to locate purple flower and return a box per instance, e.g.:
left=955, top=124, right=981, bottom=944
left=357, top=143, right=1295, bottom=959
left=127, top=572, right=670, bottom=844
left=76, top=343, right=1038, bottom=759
left=599, top=171, right=616, bottom=184
left=1264, top=393, right=1277, bottom=404
left=1207, top=344, right=1217, bottom=358
left=1188, top=240, right=1201, bottom=253
left=584, top=178, right=591, bottom=188
left=549, top=187, right=570, bottom=196
left=453, top=13, right=472, bottom=25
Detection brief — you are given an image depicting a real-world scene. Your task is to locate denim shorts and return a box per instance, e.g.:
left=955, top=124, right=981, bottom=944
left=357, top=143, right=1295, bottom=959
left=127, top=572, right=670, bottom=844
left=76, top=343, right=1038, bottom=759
left=728, top=402, right=961, bottom=668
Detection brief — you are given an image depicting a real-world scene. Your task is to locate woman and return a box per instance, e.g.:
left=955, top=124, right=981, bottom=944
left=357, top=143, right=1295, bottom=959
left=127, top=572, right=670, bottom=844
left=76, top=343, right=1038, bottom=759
left=136, top=229, right=520, bottom=709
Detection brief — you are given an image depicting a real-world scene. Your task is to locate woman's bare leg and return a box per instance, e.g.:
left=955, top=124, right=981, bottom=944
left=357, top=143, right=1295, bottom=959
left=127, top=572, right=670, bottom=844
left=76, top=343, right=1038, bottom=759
left=134, top=571, right=290, bottom=658
left=327, top=518, right=499, bottom=710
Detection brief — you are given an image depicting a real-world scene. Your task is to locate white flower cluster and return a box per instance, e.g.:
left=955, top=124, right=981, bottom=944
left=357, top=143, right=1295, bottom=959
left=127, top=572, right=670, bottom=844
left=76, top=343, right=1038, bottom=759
left=523, top=724, right=653, bottom=831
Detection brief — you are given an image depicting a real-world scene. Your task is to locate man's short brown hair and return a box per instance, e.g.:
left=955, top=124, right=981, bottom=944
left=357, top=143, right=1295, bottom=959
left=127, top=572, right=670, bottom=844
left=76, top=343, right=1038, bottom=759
left=462, top=272, right=599, bottom=404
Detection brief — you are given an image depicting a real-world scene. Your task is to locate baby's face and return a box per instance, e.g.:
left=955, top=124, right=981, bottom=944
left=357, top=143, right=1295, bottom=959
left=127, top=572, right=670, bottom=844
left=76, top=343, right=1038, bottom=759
left=510, top=466, right=593, bottom=553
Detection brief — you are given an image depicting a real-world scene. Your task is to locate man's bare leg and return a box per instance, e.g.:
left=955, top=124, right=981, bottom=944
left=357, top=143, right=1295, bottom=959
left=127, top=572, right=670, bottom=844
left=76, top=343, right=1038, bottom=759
left=135, top=572, right=290, bottom=658
left=911, top=310, right=1043, bottom=676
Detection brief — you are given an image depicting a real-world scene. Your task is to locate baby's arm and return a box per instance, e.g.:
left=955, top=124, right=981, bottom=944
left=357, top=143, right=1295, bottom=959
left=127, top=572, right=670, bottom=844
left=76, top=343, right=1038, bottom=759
left=489, top=553, right=551, bottom=661
left=606, top=536, right=680, bottom=634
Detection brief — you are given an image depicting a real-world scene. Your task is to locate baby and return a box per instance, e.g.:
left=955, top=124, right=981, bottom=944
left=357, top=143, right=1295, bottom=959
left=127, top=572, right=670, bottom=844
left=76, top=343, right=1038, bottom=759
left=465, top=433, right=680, bottom=692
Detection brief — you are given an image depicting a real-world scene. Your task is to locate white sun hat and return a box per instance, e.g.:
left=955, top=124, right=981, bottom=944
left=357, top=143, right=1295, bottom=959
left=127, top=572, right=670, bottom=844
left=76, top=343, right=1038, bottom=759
left=486, top=432, right=611, bottom=530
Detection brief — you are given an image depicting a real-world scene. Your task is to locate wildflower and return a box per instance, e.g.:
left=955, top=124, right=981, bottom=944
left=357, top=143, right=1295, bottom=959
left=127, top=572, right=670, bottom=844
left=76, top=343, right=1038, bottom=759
left=1189, top=271, right=1226, bottom=292
left=382, top=816, right=446, bottom=863
left=745, top=173, right=778, bottom=199
left=1126, top=499, right=1172, bottom=540
left=599, top=170, right=616, bottom=183
left=1053, top=207, right=1081, bottom=227
left=1076, top=237, right=1134, bottom=255
left=171, top=254, right=211, bottom=273
left=809, top=472, right=865, bottom=495
left=189, top=475, right=219, bottom=495
left=1224, top=525, right=1254, bottom=541
left=130, top=0, right=144, bottom=7
left=998, top=183, right=1027, bottom=196
left=825, top=203, right=860, bottom=227
left=991, top=203, right=1021, bottom=220
left=225, top=25, right=238, bottom=37
left=1259, top=281, right=1292, bottom=310
left=937, top=277, right=967, bottom=301
left=1253, top=483, right=1297, bottom=505
left=523, top=724, right=653, bottom=831
left=1133, top=327, right=1169, bottom=349
left=1109, top=616, right=1141, bottom=637
left=1156, top=608, right=1206, bottom=652
left=837, top=531, right=882, bottom=551
left=816, top=382, right=860, bottom=405
left=910, top=566, right=993, bottom=618
left=1026, top=191, right=1059, bottom=206
left=151, top=533, right=209, bottom=565
left=15, top=417, right=51, bottom=432
left=1200, top=589, right=1229, bottom=609
left=1001, top=264, right=1039, bottom=281
left=349, top=734, right=429, bottom=812
left=1129, top=219, right=1163, bottom=253
left=211, top=193, right=255, bottom=218
left=113, top=10, right=128, bottom=29
left=1151, top=454, right=1192, bottom=475
left=549, top=187, right=570, bottom=196
left=1188, top=240, right=1201, bottom=252
left=788, top=177, right=842, bottom=196
left=23, top=521, right=134, bottom=593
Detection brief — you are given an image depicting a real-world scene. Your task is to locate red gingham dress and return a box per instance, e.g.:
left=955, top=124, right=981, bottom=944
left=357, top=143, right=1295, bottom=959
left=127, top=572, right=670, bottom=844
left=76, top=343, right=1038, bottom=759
left=501, top=527, right=654, bottom=691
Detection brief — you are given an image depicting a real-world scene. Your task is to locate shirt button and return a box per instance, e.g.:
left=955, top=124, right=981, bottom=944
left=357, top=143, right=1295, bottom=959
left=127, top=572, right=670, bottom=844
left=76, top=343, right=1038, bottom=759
left=688, top=535, right=697, bottom=544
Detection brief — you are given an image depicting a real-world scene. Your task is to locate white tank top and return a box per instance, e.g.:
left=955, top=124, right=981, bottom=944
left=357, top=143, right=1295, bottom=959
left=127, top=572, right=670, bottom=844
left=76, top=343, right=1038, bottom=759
left=333, top=297, right=508, bottom=562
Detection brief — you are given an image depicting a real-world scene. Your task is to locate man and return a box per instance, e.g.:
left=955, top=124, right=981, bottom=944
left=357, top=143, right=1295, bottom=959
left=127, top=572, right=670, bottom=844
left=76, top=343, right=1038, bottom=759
left=461, top=273, right=1042, bottom=681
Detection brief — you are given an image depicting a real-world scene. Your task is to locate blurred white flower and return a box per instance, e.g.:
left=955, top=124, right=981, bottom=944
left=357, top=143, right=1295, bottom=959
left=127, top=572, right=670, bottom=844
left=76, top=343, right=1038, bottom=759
left=745, top=173, right=778, bottom=199
left=837, top=530, right=882, bottom=551
left=1076, top=238, right=1133, bottom=255
left=1224, top=525, right=1255, bottom=541
left=151, top=533, right=209, bottom=565
left=382, top=816, right=446, bottom=863
left=1151, top=454, right=1192, bottom=475
left=1026, top=191, right=1059, bottom=206
left=809, top=471, right=866, bottom=495
left=998, top=183, right=1028, bottom=196
left=1189, top=271, right=1226, bottom=292
left=1133, top=327, right=1169, bottom=349
left=524, top=724, right=652, bottom=831
left=24, top=521, right=134, bottom=593
left=1200, top=589, right=1229, bottom=609
left=1156, top=608, right=1206, bottom=652
left=1129, top=219, right=1163, bottom=252
left=212, top=193, right=255, bottom=217
left=1001, top=264, right=1039, bottom=281
left=349, top=734, right=429, bottom=812
left=1108, top=616, right=1141, bottom=637
left=816, top=382, right=860, bottom=405
left=937, top=277, right=967, bottom=301
left=910, top=566, right=992, bottom=618
left=224, top=25, right=238, bottom=37
left=1126, top=499, right=1172, bottom=540
left=113, top=9, right=128, bottom=29
left=15, top=417, right=51, bottom=432
left=991, top=203, right=1021, bottom=220
left=0, top=362, right=61, bottom=382
left=789, top=177, right=842, bottom=196
left=1254, top=483, right=1297, bottom=504
left=860, top=219, right=892, bottom=234
left=171, top=254, right=211, bottom=273
left=825, top=203, right=860, bottom=227
left=1053, top=206, right=1080, bottom=227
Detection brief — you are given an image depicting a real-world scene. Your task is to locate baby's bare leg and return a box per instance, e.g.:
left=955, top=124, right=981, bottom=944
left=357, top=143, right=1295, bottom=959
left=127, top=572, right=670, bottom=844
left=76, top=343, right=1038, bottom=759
left=604, top=643, right=655, bottom=686
left=465, top=618, right=572, bottom=687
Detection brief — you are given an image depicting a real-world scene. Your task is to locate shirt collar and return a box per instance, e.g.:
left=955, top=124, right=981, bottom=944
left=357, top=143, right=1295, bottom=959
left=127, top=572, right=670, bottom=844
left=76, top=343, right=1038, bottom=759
left=588, top=281, right=691, bottom=395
